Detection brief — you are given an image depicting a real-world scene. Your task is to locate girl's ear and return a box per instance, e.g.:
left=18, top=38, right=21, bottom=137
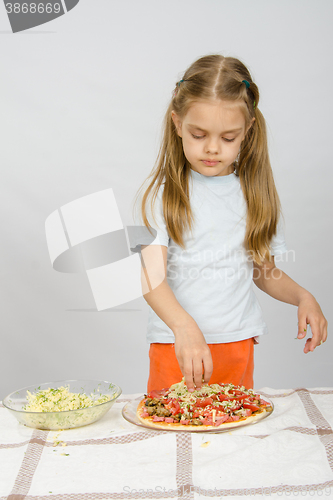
left=246, top=117, right=255, bottom=135
left=171, top=111, right=182, bottom=137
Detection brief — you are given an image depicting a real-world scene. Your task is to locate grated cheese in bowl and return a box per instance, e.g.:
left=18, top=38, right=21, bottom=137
left=24, top=386, right=111, bottom=412
left=3, top=380, right=122, bottom=430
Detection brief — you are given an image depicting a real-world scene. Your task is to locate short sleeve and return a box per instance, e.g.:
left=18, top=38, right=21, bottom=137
left=129, top=184, right=170, bottom=253
left=270, top=216, right=288, bottom=256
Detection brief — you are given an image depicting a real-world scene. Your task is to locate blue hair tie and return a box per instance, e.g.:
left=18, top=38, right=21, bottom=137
left=242, top=80, right=250, bottom=89
left=178, top=79, right=184, bottom=87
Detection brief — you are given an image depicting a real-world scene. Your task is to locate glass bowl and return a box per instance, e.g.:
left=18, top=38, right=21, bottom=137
left=2, top=379, right=122, bottom=430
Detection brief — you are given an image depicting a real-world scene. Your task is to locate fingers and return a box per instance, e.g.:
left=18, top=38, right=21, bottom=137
left=183, top=360, right=204, bottom=392
left=202, top=351, right=213, bottom=384
left=181, top=351, right=213, bottom=392
left=182, top=361, right=196, bottom=392
left=297, top=296, right=328, bottom=353
left=303, top=337, right=312, bottom=354
left=321, top=319, right=328, bottom=344
left=297, top=318, right=328, bottom=354
left=297, top=319, right=307, bottom=340
left=193, top=358, right=204, bottom=391
left=303, top=322, right=328, bottom=353
left=174, top=328, right=213, bottom=391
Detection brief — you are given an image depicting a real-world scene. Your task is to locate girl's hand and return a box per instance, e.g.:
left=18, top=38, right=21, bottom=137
left=296, top=292, right=328, bottom=353
left=173, top=320, right=213, bottom=392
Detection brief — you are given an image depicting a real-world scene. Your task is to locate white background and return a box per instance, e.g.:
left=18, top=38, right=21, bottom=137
left=0, top=0, right=332, bottom=399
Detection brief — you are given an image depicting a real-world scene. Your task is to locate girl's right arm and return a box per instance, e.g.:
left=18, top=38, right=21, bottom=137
left=141, top=244, right=213, bottom=391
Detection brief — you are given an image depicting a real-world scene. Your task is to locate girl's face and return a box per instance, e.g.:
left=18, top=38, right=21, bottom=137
left=172, top=99, right=253, bottom=177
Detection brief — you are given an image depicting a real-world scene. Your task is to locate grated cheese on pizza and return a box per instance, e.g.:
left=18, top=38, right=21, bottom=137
left=137, top=378, right=272, bottom=429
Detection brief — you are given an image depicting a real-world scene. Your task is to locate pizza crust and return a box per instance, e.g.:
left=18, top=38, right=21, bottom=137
left=136, top=399, right=271, bottom=432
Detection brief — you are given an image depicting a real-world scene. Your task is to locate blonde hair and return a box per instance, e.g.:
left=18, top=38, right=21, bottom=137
left=139, top=54, right=281, bottom=264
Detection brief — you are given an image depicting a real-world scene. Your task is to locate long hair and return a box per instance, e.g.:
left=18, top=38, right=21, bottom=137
left=139, top=54, right=281, bottom=264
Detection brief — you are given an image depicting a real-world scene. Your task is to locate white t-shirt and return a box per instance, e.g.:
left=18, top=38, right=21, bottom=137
left=133, top=169, right=287, bottom=344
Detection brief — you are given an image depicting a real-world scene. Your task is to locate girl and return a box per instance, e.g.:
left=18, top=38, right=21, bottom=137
left=134, top=54, right=327, bottom=392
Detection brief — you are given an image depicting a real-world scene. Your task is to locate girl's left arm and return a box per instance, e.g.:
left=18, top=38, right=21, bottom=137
left=253, top=258, right=328, bottom=353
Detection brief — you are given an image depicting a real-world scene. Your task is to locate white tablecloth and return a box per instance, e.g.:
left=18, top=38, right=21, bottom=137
left=1, top=387, right=333, bottom=499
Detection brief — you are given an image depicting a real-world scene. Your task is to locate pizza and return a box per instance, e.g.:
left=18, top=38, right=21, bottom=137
left=137, top=379, right=273, bottom=431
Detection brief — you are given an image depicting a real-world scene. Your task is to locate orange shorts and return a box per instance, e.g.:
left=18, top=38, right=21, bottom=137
left=147, top=338, right=254, bottom=393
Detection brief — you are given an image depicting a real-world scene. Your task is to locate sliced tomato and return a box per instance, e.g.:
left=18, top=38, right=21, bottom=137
left=168, top=400, right=181, bottom=415
left=243, top=403, right=260, bottom=412
left=218, top=394, right=232, bottom=402
left=233, top=395, right=248, bottom=401
left=194, top=397, right=213, bottom=408
left=244, top=396, right=256, bottom=403
left=201, top=408, right=214, bottom=417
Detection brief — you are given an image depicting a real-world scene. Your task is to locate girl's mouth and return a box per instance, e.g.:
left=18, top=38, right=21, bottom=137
left=202, top=160, right=219, bottom=166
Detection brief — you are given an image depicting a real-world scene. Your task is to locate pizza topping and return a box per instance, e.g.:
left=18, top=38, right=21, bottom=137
left=139, top=379, right=272, bottom=428
left=152, top=416, right=165, bottom=422
left=144, top=398, right=172, bottom=418
left=145, top=398, right=160, bottom=407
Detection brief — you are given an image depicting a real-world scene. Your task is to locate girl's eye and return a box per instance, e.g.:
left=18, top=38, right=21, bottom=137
left=191, top=134, right=236, bottom=142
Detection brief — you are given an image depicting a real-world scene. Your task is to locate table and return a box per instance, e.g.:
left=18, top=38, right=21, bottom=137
left=1, top=387, right=333, bottom=499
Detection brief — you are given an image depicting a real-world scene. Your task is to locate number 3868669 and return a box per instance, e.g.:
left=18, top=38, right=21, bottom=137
left=5, top=3, right=61, bottom=14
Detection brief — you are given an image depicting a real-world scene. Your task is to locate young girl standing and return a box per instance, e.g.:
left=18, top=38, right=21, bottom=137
left=134, top=54, right=327, bottom=392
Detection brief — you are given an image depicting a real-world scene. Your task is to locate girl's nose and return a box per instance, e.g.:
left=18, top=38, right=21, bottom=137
left=206, top=139, right=219, bottom=154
